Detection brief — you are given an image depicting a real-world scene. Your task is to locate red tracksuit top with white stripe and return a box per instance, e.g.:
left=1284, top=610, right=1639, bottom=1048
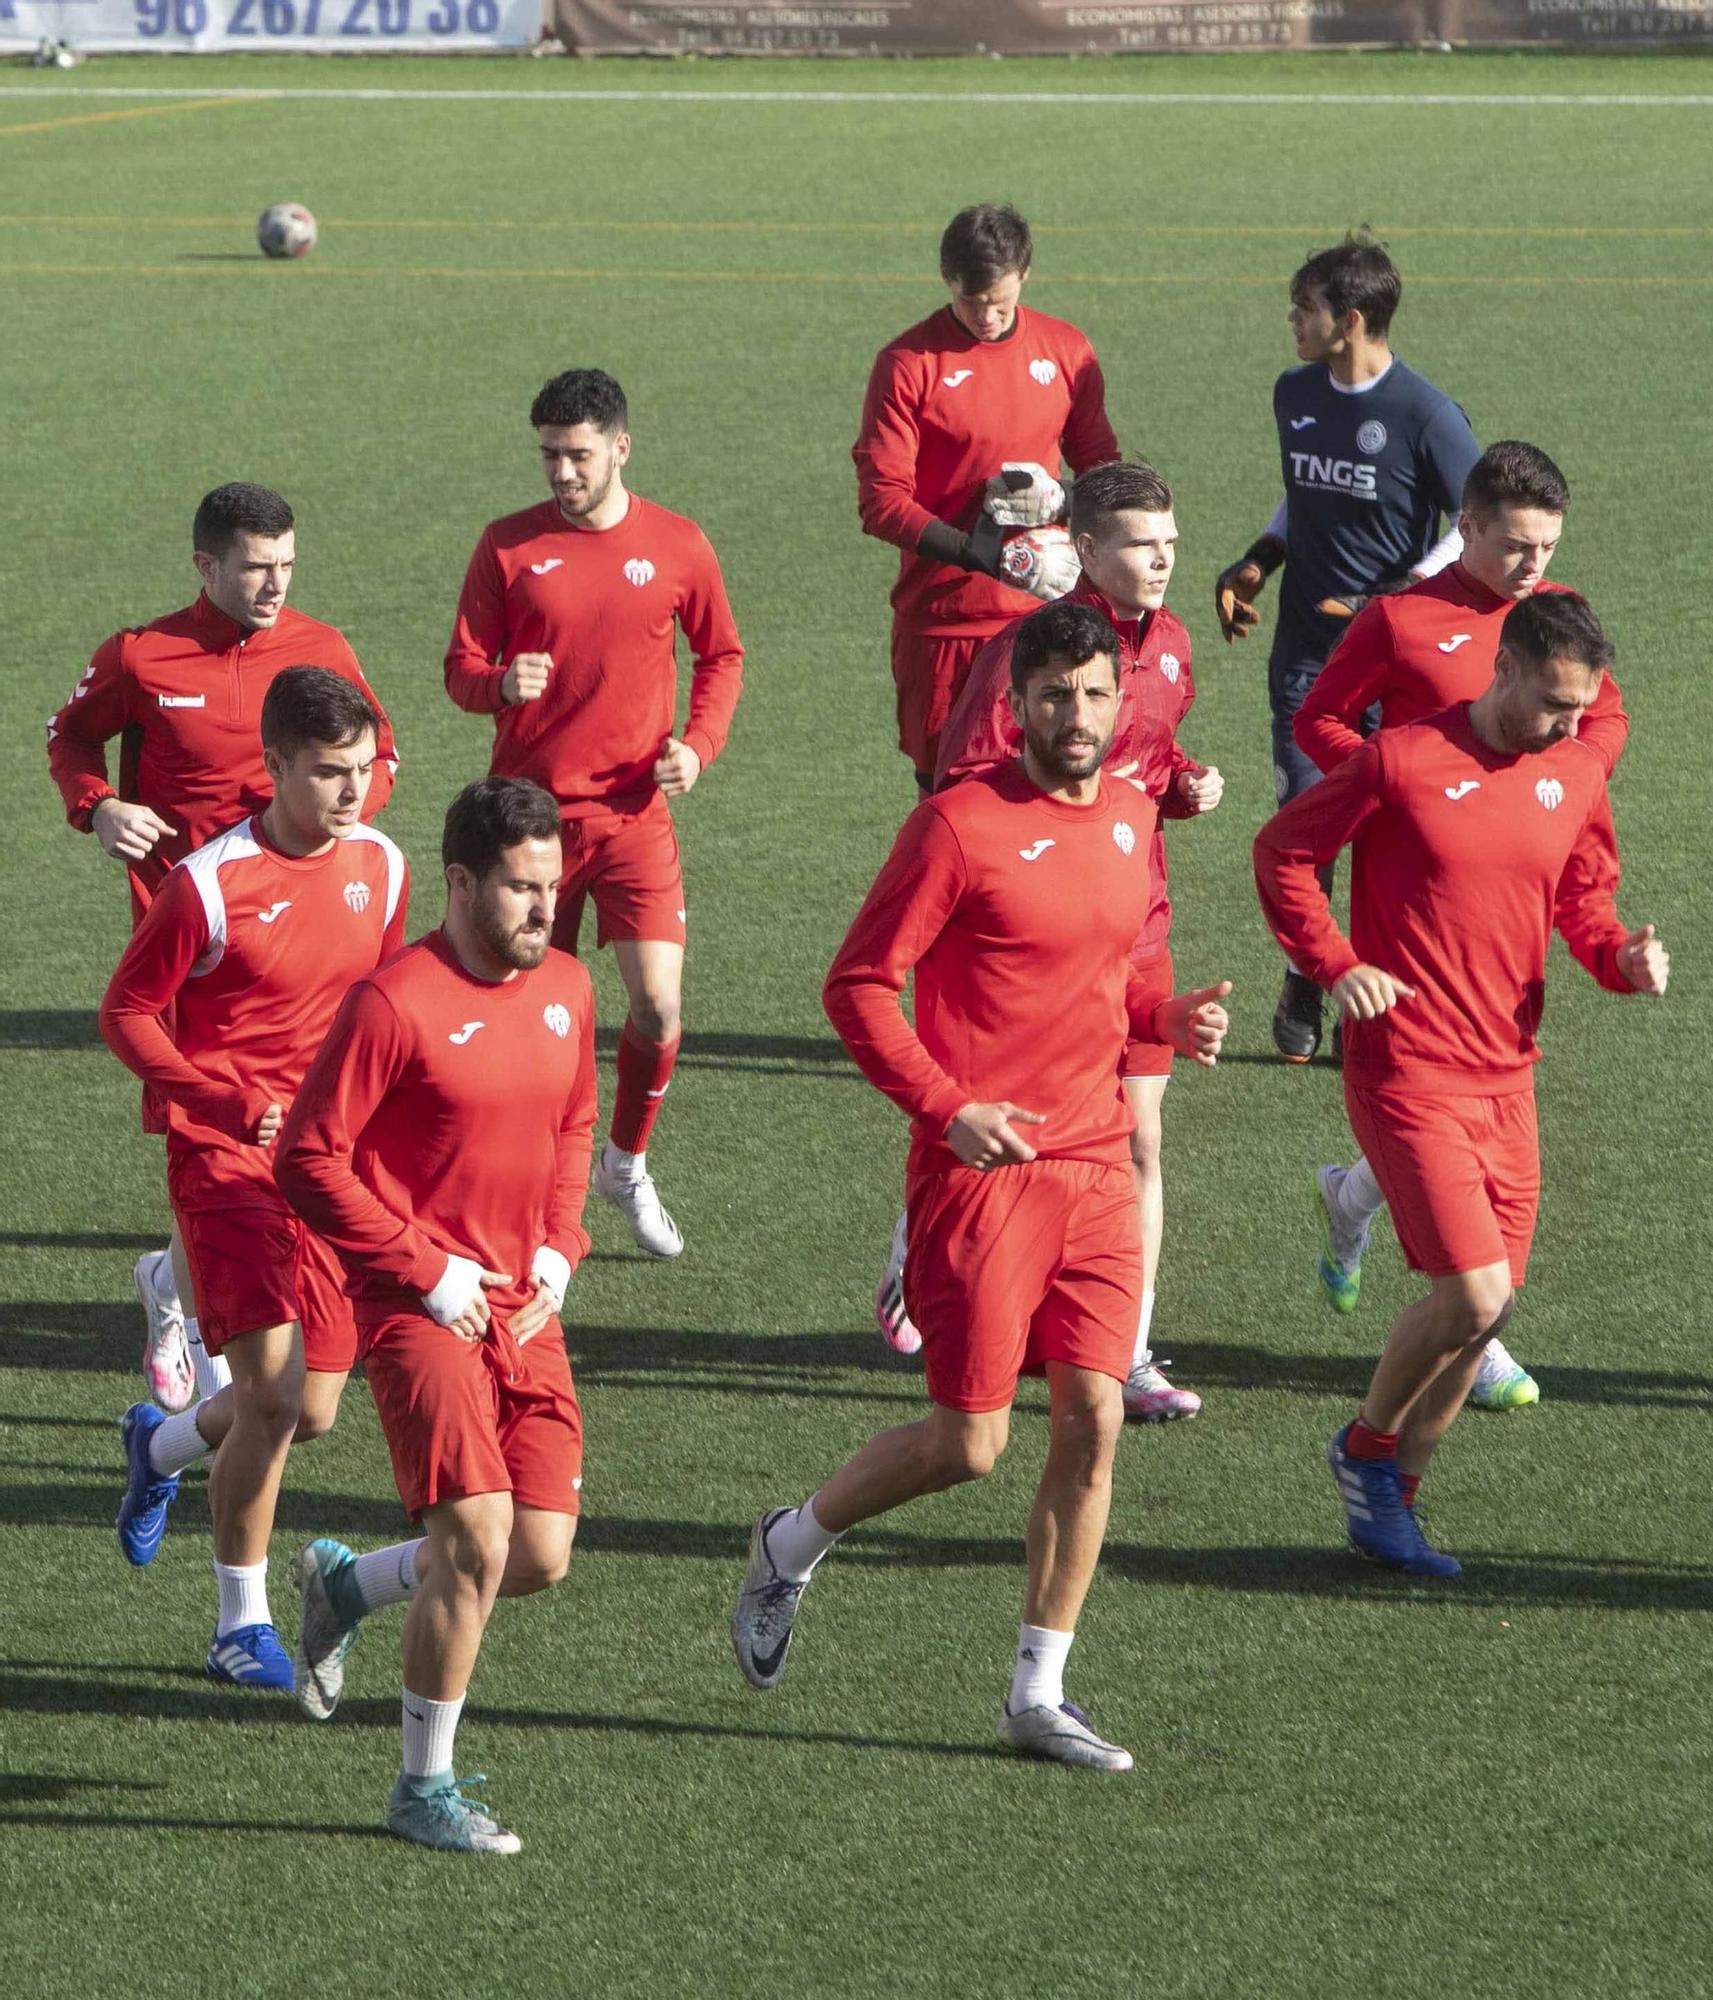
left=275, top=930, right=596, bottom=1324
left=1253, top=705, right=1634, bottom=1096
left=1294, top=569, right=1629, bottom=776
left=46, top=595, right=399, bottom=907
left=98, top=818, right=408, bottom=1197
left=853, top=304, right=1119, bottom=636
left=823, top=763, right=1159, bottom=1174
left=443, top=493, right=744, bottom=813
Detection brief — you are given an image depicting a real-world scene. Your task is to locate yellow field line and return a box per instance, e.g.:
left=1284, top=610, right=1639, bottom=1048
left=0, top=97, right=245, bottom=140
left=5, top=262, right=1712, bottom=289
left=0, top=213, right=1708, bottom=241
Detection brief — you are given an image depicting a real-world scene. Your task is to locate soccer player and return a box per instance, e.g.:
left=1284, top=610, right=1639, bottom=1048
left=1252, top=594, right=1667, bottom=1576
left=1294, top=442, right=1630, bottom=1415
left=102, top=669, right=407, bottom=1686
left=275, top=777, right=595, bottom=1857
left=853, top=202, right=1120, bottom=789
left=1214, top=232, right=1481, bottom=1062
left=46, top=482, right=399, bottom=1411
left=730, top=602, right=1230, bottom=1768
left=445, top=369, right=742, bottom=1260
left=928, top=459, right=1223, bottom=1423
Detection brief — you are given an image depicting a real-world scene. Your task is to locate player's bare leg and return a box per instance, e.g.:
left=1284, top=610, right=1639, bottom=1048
left=1119, top=1077, right=1200, bottom=1423
left=1000, top=1362, right=1133, bottom=1773
left=598, top=937, right=686, bottom=1257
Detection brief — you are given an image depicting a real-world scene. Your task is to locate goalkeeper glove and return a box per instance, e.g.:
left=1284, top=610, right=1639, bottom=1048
left=983, top=462, right=1067, bottom=529
left=1316, top=571, right=1420, bottom=622
left=917, top=514, right=1005, bottom=579
left=1000, top=530, right=1081, bottom=603
left=1214, top=534, right=1286, bottom=644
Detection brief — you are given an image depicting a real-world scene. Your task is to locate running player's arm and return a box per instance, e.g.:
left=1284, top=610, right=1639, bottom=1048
left=853, top=351, right=1002, bottom=579
left=274, top=982, right=451, bottom=1294
left=1579, top=670, right=1631, bottom=779
left=535, top=978, right=599, bottom=1305
left=1553, top=793, right=1660, bottom=994
left=933, top=630, right=1018, bottom=789
left=1409, top=401, right=1483, bottom=585
left=822, top=807, right=970, bottom=1134
left=1061, top=341, right=1121, bottom=473
left=675, top=533, right=746, bottom=776
left=1293, top=601, right=1397, bottom=772
left=325, top=635, right=400, bottom=817
left=443, top=528, right=514, bottom=714
left=380, top=860, right=411, bottom=959
left=46, top=633, right=155, bottom=838
left=98, top=872, right=274, bottom=1141
left=1252, top=743, right=1387, bottom=990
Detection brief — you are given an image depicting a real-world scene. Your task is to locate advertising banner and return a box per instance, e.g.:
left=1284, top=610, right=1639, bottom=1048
left=0, top=0, right=540, bottom=50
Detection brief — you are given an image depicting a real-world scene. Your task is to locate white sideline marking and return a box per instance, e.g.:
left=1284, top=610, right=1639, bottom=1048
left=2, top=84, right=1712, bottom=108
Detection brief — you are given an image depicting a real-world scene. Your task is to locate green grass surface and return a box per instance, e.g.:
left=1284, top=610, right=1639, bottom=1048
left=2, top=50, right=1710, bottom=2000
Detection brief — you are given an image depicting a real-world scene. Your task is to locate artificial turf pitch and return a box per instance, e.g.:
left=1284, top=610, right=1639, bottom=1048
left=2, top=48, right=1710, bottom=1999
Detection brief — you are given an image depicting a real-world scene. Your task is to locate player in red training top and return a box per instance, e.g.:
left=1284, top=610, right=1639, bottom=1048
left=275, top=778, right=596, bottom=1857
left=853, top=202, right=1120, bottom=788
left=445, top=368, right=742, bottom=1264
left=877, top=460, right=1221, bottom=1429
left=103, top=670, right=407, bottom=1690
left=46, top=482, right=399, bottom=1416
left=1253, top=594, right=1668, bottom=1577
left=1295, top=442, right=1630, bottom=1416
left=731, top=602, right=1230, bottom=1770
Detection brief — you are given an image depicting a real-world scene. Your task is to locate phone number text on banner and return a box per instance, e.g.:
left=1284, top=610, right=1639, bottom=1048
left=0, top=0, right=542, bottom=49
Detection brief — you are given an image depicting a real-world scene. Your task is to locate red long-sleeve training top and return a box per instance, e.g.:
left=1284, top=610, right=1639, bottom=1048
left=275, top=930, right=596, bottom=1324
left=823, top=762, right=1160, bottom=1174
left=1254, top=705, right=1636, bottom=1096
left=1294, top=569, right=1629, bottom=776
left=47, top=594, right=399, bottom=908
left=443, top=493, right=744, bottom=813
left=852, top=304, right=1119, bottom=636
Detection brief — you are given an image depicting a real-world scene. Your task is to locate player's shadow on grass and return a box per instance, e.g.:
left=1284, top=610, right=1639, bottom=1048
left=0, top=1010, right=101, bottom=1050
left=0, top=1302, right=141, bottom=1374
left=0, top=1232, right=164, bottom=1252
left=594, top=1024, right=860, bottom=1080
left=573, top=1322, right=917, bottom=1383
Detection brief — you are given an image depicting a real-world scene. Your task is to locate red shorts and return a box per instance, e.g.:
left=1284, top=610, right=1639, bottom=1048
left=362, top=1311, right=584, bottom=1521
left=1345, top=1080, right=1539, bottom=1287
left=891, top=625, right=990, bottom=778
left=552, top=793, right=685, bottom=954
left=903, top=1158, right=1141, bottom=1413
left=1122, top=946, right=1175, bottom=1080
left=174, top=1196, right=357, bottom=1370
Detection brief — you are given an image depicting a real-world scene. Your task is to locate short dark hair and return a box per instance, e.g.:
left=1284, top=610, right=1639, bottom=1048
left=193, top=482, right=293, bottom=558
left=1290, top=230, right=1402, bottom=340
left=259, top=666, right=378, bottom=762
left=940, top=204, right=1033, bottom=292
left=530, top=369, right=628, bottom=435
left=1010, top=600, right=1119, bottom=693
left=1462, top=440, right=1570, bottom=523
left=441, top=776, right=562, bottom=878
left=1500, top=592, right=1613, bottom=677
left=1069, top=460, right=1174, bottom=539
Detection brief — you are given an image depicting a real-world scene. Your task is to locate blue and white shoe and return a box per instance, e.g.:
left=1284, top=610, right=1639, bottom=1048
left=206, top=1622, right=295, bottom=1690
left=117, top=1401, right=179, bottom=1566
left=1326, top=1425, right=1461, bottom=1578
left=295, top=1538, right=364, bottom=1722
left=387, top=1773, right=521, bottom=1856
left=730, top=1509, right=810, bottom=1690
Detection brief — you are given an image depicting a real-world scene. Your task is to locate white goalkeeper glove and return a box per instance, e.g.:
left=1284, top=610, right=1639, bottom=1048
left=1000, top=530, right=1081, bottom=603
left=984, top=462, right=1066, bottom=529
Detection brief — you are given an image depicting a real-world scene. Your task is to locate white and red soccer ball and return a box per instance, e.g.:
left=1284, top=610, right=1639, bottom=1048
left=257, top=202, right=318, bottom=261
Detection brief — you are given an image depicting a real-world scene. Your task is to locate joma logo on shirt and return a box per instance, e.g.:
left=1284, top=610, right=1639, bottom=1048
left=1289, top=452, right=1378, bottom=498
left=623, top=559, right=656, bottom=588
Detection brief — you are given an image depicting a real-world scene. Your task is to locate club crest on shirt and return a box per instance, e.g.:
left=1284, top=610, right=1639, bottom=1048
left=1535, top=778, right=1565, bottom=812
left=623, top=559, right=656, bottom=589
left=542, top=1003, right=571, bottom=1039
left=1159, top=653, right=1181, bottom=684
left=343, top=879, right=371, bottom=914
left=1357, top=419, right=1388, bottom=455
left=1112, top=821, right=1136, bottom=856
left=1029, top=359, right=1058, bottom=386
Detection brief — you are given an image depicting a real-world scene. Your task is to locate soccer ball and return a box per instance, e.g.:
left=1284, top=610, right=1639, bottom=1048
left=257, top=203, right=318, bottom=261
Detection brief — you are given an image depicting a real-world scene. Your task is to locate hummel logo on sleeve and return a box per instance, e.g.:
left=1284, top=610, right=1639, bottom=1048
left=1289, top=416, right=1316, bottom=432
left=1437, top=634, right=1473, bottom=654
left=448, top=1021, right=486, bottom=1044
left=529, top=558, right=564, bottom=576
left=257, top=901, right=292, bottom=923
left=942, top=370, right=974, bottom=388
left=1018, top=839, right=1056, bottom=862
left=1443, top=781, right=1480, bottom=802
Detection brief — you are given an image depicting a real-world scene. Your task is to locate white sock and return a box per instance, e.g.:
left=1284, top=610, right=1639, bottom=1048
left=602, top=1141, right=645, bottom=1184
left=148, top=1406, right=212, bottom=1477
left=1129, top=1288, right=1158, bottom=1372
left=401, top=1690, right=464, bottom=1783
left=1337, top=1156, right=1385, bottom=1226
left=352, top=1540, right=426, bottom=1612
left=186, top=1318, right=232, bottom=1400
left=1009, top=1623, right=1074, bottom=1713
left=213, top=1558, right=271, bottom=1635
left=765, top=1498, right=841, bottom=1582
